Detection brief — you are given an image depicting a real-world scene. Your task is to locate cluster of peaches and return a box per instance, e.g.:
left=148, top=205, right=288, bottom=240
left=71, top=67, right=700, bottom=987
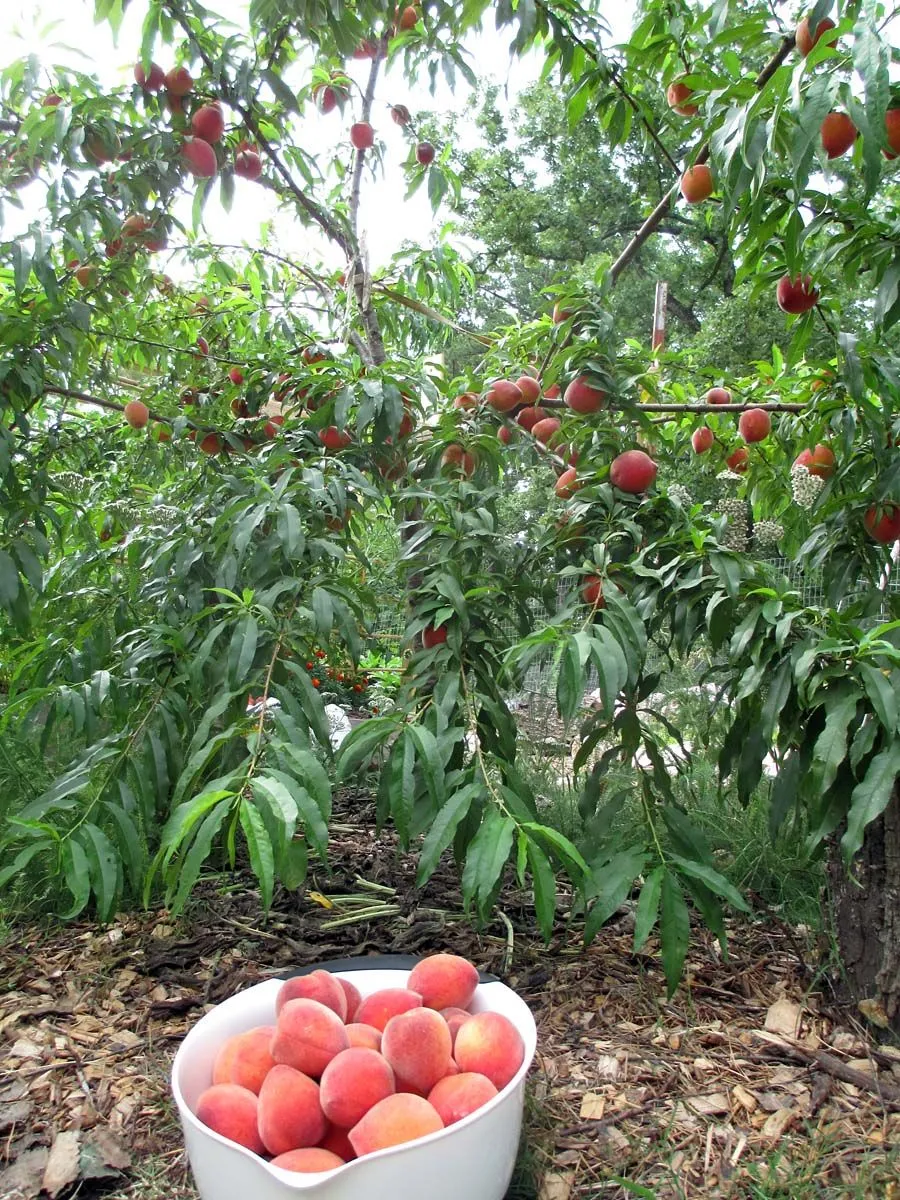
left=194, top=952, right=525, bottom=1174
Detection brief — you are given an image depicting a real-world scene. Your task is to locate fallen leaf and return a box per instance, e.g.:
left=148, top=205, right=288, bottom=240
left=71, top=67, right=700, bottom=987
left=764, top=998, right=802, bottom=1038
left=42, top=1131, right=81, bottom=1198
left=761, top=1106, right=796, bottom=1141
left=0, top=1100, right=32, bottom=1134
left=686, top=1092, right=730, bottom=1116
left=539, top=1170, right=574, bottom=1200
left=0, top=1147, right=49, bottom=1200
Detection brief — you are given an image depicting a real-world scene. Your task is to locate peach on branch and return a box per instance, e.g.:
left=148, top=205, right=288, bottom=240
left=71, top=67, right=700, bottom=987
left=564, top=376, right=606, bottom=414
left=124, top=400, right=149, bottom=429
left=515, top=375, right=542, bottom=404
left=555, top=467, right=582, bottom=499
left=485, top=380, right=523, bottom=412
left=666, top=80, right=698, bottom=116
left=680, top=163, right=713, bottom=203
left=776, top=274, right=819, bottom=314
left=182, top=136, right=217, bottom=178
left=191, top=103, right=225, bottom=143
left=821, top=111, right=856, bottom=159
left=705, top=387, right=732, bottom=405
left=609, top=449, right=658, bottom=494
left=692, top=426, right=714, bottom=453
left=165, top=66, right=193, bottom=96
left=134, top=61, right=165, bottom=91
left=796, top=14, right=836, bottom=55
left=793, top=444, right=835, bottom=478
left=864, top=505, right=900, bottom=544
left=738, top=408, right=771, bottom=443
left=350, top=123, right=375, bottom=151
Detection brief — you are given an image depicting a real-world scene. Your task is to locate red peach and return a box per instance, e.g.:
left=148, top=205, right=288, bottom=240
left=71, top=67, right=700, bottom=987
left=270, top=1148, right=344, bottom=1172
left=440, top=1007, right=472, bottom=1049
left=276, top=971, right=348, bottom=1021
left=320, top=1048, right=396, bottom=1128
left=338, top=977, right=362, bottom=1021
left=271, top=998, right=349, bottom=1078
left=212, top=1025, right=276, bottom=1094
left=382, top=1008, right=453, bottom=1096
left=258, top=1065, right=327, bottom=1155
left=345, top=1023, right=382, bottom=1051
left=195, top=1083, right=265, bottom=1154
left=427, top=1072, right=498, bottom=1126
left=408, top=953, right=479, bottom=1011
left=355, top=988, right=423, bottom=1032
left=348, top=1093, right=443, bottom=1156
left=453, top=1011, right=524, bottom=1090
left=319, top=1123, right=356, bottom=1161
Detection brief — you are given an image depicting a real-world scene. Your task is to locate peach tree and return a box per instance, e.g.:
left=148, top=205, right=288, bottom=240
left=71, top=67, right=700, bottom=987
left=2, top=0, right=900, bottom=1028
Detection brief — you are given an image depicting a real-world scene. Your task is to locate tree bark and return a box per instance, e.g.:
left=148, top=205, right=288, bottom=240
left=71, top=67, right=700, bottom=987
left=827, top=782, right=900, bottom=1034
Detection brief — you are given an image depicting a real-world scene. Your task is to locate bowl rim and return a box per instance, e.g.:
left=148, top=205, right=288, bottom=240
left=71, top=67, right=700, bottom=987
left=171, top=967, right=537, bottom=1186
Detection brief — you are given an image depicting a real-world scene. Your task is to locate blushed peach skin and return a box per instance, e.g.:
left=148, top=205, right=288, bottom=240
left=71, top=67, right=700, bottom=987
left=320, top=1047, right=396, bottom=1129
left=408, top=953, right=479, bottom=1011
left=348, top=1093, right=444, bottom=1156
left=440, top=1007, right=472, bottom=1049
left=271, top=997, right=349, bottom=1078
left=345, top=1022, right=382, bottom=1051
left=212, top=1025, right=275, bottom=1094
left=382, top=1007, right=453, bottom=1096
left=453, top=1011, right=524, bottom=1091
left=195, top=1083, right=266, bottom=1154
left=276, top=970, right=348, bottom=1021
left=354, top=988, right=423, bottom=1032
left=257, top=1064, right=327, bottom=1156
left=319, top=1123, right=356, bottom=1162
left=427, top=1072, right=498, bottom=1126
left=270, top=1147, right=345, bottom=1172
left=337, top=976, right=362, bottom=1022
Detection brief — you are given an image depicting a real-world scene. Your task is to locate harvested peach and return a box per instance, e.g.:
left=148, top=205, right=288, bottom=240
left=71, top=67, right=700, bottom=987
left=195, top=1083, right=266, bottom=1154
left=348, top=1093, right=444, bottom=1156
left=271, top=998, right=349, bottom=1078
left=427, top=1072, right=498, bottom=1126
left=270, top=1147, right=344, bottom=1172
left=276, top=971, right=348, bottom=1020
left=408, top=953, right=479, bottom=1011
left=257, top=1064, right=327, bottom=1155
left=320, top=1047, right=396, bottom=1128
left=440, top=1007, right=472, bottom=1049
left=337, top=977, right=362, bottom=1021
left=453, top=1012, right=524, bottom=1090
left=319, top=1123, right=356, bottom=1161
left=345, top=1023, right=383, bottom=1051
left=211, top=1026, right=276, bottom=1095
left=382, top=1008, right=453, bottom=1096
left=354, top=988, right=423, bottom=1032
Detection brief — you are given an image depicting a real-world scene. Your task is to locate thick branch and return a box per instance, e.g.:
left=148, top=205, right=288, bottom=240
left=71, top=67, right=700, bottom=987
left=347, top=43, right=388, bottom=366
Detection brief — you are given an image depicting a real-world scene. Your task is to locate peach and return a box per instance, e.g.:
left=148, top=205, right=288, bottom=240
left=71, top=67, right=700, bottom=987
left=195, top=1083, right=265, bottom=1154
left=408, top=953, right=479, bottom=1011
left=440, top=1007, right=472, bottom=1049
left=276, top=971, right=348, bottom=1020
left=345, top=1023, right=382, bottom=1050
left=270, top=1147, right=344, bottom=1172
left=348, top=1093, right=443, bottom=1156
left=271, top=998, right=349, bottom=1078
left=257, top=1065, right=327, bottom=1155
left=212, top=1025, right=275, bottom=1094
left=320, top=1047, right=396, bottom=1128
left=453, top=1012, right=524, bottom=1090
left=427, top=1072, right=498, bottom=1126
left=319, top=1123, right=356, bottom=1161
left=382, top=1008, right=452, bottom=1096
left=338, top=977, right=362, bottom=1021
left=354, top=988, right=423, bottom=1032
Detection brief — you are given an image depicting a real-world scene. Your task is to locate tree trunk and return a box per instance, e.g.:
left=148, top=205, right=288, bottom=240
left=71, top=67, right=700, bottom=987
left=827, top=782, right=900, bottom=1034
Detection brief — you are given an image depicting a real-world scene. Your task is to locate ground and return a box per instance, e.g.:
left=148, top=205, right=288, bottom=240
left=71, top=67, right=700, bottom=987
left=2, top=789, right=899, bottom=1200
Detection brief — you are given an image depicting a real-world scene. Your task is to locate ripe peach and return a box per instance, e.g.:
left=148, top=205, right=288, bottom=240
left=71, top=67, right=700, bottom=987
left=427, top=1072, right=498, bottom=1126
left=515, top=376, right=541, bottom=404
left=440, top=443, right=477, bottom=477
left=422, top=624, right=448, bottom=650
left=408, top=954, right=479, bottom=1011
left=666, top=80, right=698, bottom=116
left=517, top=405, right=548, bottom=431
left=706, top=387, right=732, bottom=405
left=531, top=417, right=562, bottom=446
left=235, top=149, right=262, bottom=180
left=777, top=274, right=819, bottom=314
left=582, top=575, right=604, bottom=607
left=276, top=972, right=348, bottom=1021
left=191, top=103, right=225, bottom=144
left=884, top=109, right=900, bottom=158
left=796, top=14, right=836, bottom=56
left=320, top=1047, right=396, bottom=1128
left=864, top=504, right=900, bottom=544
left=320, top=426, right=351, bottom=451
left=271, top=998, right=349, bottom=1078
left=391, top=104, right=411, bottom=125
left=165, top=66, right=193, bottom=96
left=738, top=408, right=771, bottom=443
left=821, top=111, right=856, bottom=159
left=440, top=1007, right=472, bottom=1048
left=338, top=978, right=362, bottom=1021
left=345, top=1023, right=382, bottom=1051
left=486, top=379, right=523, bottom=412
left=348, top=1093, right=443, bottom=1156
left=793, top=444, right=835, bottom=478
left=350, top=122, right=375, bottom=151
left=416, top=142, right=435, bottom=166
left=564, top=376, right=606, bottom=414
left=497, top=425, right=513, bottom=445
left=182, top=137, right=217, bottom=178
left=229, top=366, right=244, bottom=385
left=609, top=449, right=658, bottom=494
left=212, top=1025, right=276, bottom=1094
left=134, top=62, right=165, bottom=91
left=726, top=447, right=749, bottom=473
left=398, top=5, right=419, bottom=30
left=124, top=400, right=149, bottom=429
left=555, top=467, right=581, bottom=499
left=453, top=1011, right=524, bottom=1090
left=453, top=391, right=478, bottom=410
left=319, top=1123, right=356, bottom=1161
left=551, top=303, right=572, bottom=323
left=680, top=163, right=713, bottom=203
left=270, top=1148, right=344, bottom=1172
left=257, top=1064, right=327, bottom=1155
left=199, top=433, right=222, bottom=455
left=382, top=1008, right=452, bottom=1095
left=692, top=426, right=714, bottom=454
left=195, top=1083, right=265, bottom=1154
left=355, top=988, right=423, bottom=1032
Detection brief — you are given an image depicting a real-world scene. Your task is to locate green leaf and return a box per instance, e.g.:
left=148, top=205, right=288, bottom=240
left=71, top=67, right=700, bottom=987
left=78, top=823, right=119, bottom=921
left=61, top=838, right=91, bottom=919
left=556, top=636, right=582, bottom=723
left=240, top=799, right=275, bottom=909
left=842, top=740, right=900, bottom=861
left=280, top=837, right=308, bottom=890
left=158, top=788, right=236, bottom=871
left=461, top=808, right=515, bottom=915
left=527, top=841, right=557, bottom=940
left=407, top=724, right=446, bottom=806
left=282, top=746, right=332, bottom=824
left=813, top=690, right=859, bottom=795
left=0, top=548, right=20, bottom=607
left=312, top=587, right=333, bottom=638
left=520, top=822, right=590, bottom=880
left=227, top=614, right=259, bottom=689
left=584, top=846, right=647, bottom=943
left=858, top=664, right=898, bottom=733
left=169, top=802, right=231, bottom=914
left=670, top=855, right=750, bottom=913
left=336, top=717, right=397, bottom=780
left=416, top=783, right=479, bottom=885
left=769, top=750, right=800, bottom=836
left=0, top=840, right=52, bottom=891
left=659, top=870, right=691, bottom=998
left=633, top=866, right=663, bottom=952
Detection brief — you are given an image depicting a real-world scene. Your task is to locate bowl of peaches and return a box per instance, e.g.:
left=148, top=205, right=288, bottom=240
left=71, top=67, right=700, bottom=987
left=171, top=952, right=537, bottom=1200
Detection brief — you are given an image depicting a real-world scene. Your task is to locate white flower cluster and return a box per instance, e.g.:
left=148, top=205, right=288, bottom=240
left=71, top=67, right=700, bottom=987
left=668, top=484, right=693, bottom=507
left=105, top=499, right=137, bottom=524
left=791, top=463, right=825, bottom=510
left=754, top=519, right=784, bottom=550
left=53, top=471, right=89, bottom=497
left=720, top=497, right=748, bottom=551
left=716, top=469, right=746, bottom=486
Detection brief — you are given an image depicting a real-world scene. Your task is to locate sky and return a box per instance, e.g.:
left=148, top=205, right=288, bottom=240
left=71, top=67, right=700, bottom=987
left=0, top=0, right=635, bottom=276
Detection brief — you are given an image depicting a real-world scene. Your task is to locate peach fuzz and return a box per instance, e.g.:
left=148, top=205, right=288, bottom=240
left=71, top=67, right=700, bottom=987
left=348, top=1093, right=444, bottom=1156
left=195, top=1083, right=266, bottom=1154
left=345, top=1022, right=382, bottom=1050
left=440, top=1007, right=473, bottom=1048
left=270, top=1147, right=345, bottom=1172
left=427, top=1072, right=498, bottom=1126
left=354, top=987, right=423, bottom=1032
left=276, top=970, right=348, bottom=1020
left=382, top=1007, right=453, bottom=1096
left=271, top=998, right=349, bottom=1078
left=408, top=953, right=479, bottom=1011
left=453, top=1011, right=525, bottom=1090
left=212, top=1025, right=276, bottom=1094
left=257, top=1064, right=326, bottom=1156
left=338, top=976, right=362, bottom=1021
left=320, top=1047, right=396, bottom=1128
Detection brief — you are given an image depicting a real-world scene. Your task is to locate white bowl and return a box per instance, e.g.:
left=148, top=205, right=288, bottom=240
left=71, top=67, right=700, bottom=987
left=172, top=965, right=537, bottom=1200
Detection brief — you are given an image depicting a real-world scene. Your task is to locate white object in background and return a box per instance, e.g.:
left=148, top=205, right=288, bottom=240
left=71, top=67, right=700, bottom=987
left=172, top=968, right=536, bottom=1200
left=246, top=696, right=282, bottom=718
left=324, top=704, right=352, bottom=751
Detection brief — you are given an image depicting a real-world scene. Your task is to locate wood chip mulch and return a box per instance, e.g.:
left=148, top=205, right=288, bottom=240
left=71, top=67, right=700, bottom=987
left=2, top=797, right=899, bottom=1200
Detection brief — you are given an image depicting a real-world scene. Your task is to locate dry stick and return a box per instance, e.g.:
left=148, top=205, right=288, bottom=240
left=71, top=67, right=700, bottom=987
left=751, top=1032, right=900, bottom=1109
left=609, top=33, right=797, bottom=285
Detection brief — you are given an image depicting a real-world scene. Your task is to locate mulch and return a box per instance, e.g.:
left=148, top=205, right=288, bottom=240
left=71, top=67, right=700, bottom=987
left=2, top=790, right=899, bottom=1200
